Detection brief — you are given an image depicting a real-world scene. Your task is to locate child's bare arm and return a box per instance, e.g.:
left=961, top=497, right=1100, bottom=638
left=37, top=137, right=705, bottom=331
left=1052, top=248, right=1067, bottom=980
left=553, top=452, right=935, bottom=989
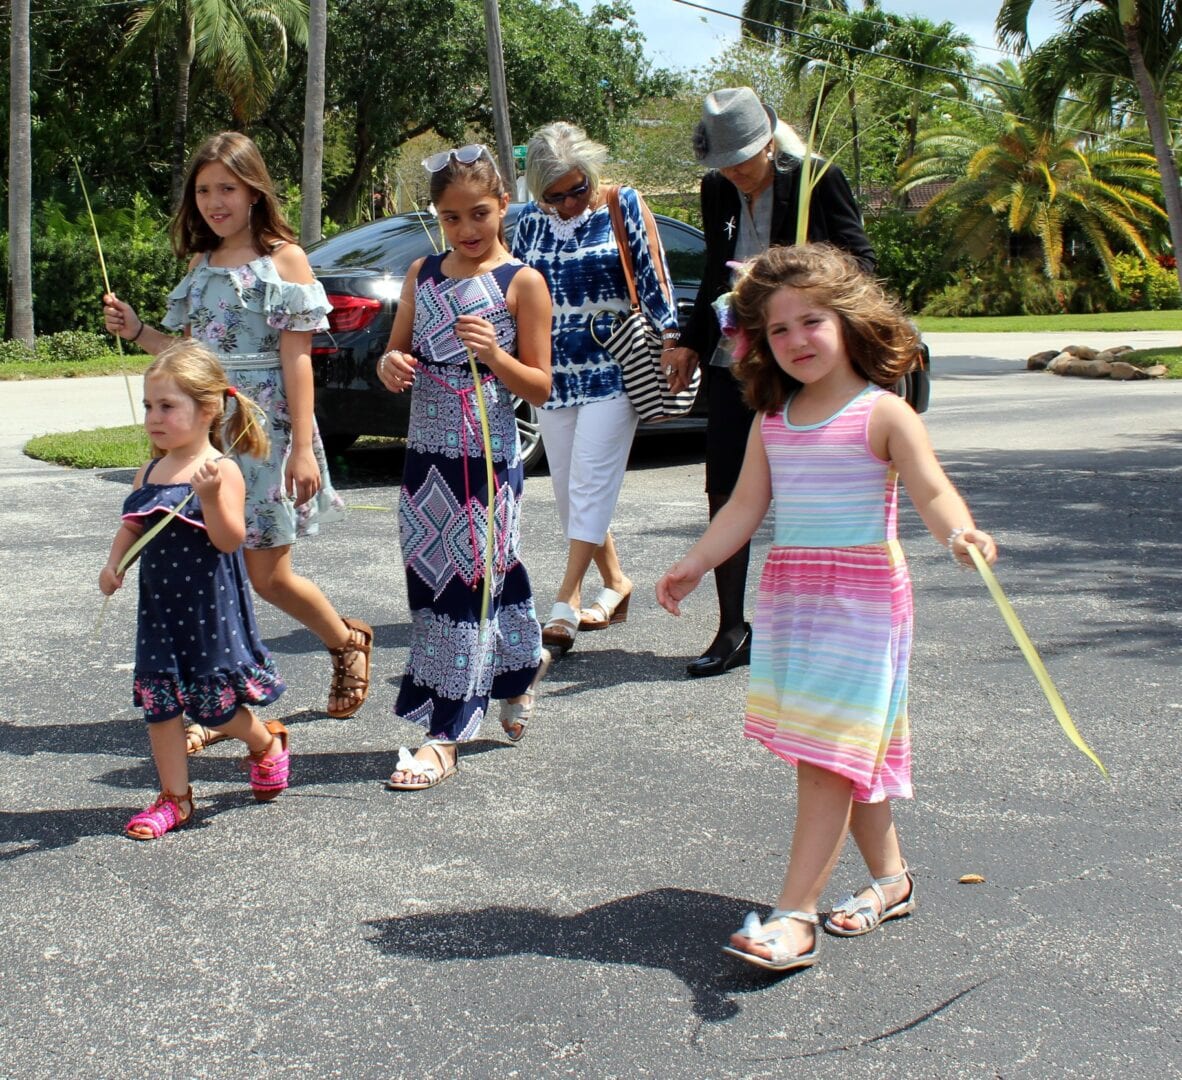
left=461, top=267, right=552, bottom=406
left=100, top=521, right=144, bottom=595
left=192, top=458, right=247, bottom=552
left=875, top=396, right=997, bottom=566
left=376, top=265, right=420, bottom=393
left=657, top=420, right=771, bottom=614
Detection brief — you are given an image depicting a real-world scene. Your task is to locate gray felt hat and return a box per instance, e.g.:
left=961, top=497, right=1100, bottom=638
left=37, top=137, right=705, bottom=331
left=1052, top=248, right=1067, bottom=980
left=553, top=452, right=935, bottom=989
left=693, top=87, right=777, bottom=169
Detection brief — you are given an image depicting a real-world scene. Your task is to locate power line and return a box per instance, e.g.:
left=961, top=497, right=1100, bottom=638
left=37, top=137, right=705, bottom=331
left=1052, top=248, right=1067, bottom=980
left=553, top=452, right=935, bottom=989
left=769, top=0, right=1028, bottom=59
left=673, top=0, right=1181, bottom=137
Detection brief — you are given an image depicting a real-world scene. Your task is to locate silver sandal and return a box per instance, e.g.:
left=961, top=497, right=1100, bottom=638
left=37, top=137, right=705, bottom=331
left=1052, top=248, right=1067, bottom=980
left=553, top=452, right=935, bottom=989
left=722, top=909, right=820, bottom=972
left=499, top=649, right=552, bottom=743
left=824, top=864, right=916, bottom=937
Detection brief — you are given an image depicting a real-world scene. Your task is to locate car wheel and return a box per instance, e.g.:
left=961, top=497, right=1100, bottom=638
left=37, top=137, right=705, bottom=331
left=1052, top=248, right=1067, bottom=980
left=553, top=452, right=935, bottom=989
left=514, top=396, right=545, bottom=472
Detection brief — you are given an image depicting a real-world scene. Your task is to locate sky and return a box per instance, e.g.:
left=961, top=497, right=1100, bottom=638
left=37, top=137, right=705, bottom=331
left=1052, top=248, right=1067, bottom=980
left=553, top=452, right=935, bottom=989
left=620, top=0, right=1060, bottom=73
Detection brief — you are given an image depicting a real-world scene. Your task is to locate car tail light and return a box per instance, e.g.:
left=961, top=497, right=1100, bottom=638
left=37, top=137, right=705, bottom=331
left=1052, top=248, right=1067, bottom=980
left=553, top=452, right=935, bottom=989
left=325, top=294, right=382, bottom=333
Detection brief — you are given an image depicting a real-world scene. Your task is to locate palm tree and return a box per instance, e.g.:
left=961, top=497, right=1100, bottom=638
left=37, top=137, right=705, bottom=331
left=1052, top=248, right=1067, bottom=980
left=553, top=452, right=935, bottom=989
left=740, top=0, right=842, bottom=44
left=882, top=14, right=974, bottom=163
left=7, top=0, right=34, bottom=345
left=300, top=0, right=327, bottom=245
left=788, top=1, right=890, bottom=196
left=996, top=0, right=1182, bottom=291
left=897, top=65, right=1166, bottom=283
left=124, top=0, right=309, bottom=204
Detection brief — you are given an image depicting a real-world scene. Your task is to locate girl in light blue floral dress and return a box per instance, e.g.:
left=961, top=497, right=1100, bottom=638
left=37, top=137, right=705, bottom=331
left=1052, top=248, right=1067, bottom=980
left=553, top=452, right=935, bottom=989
left=104, top=132, right=373, bottom=739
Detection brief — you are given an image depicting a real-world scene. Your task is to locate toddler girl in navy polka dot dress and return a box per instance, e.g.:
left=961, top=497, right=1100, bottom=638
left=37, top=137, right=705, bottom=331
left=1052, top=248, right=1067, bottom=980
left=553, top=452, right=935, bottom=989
left=100, top=341, right=290, bottom=839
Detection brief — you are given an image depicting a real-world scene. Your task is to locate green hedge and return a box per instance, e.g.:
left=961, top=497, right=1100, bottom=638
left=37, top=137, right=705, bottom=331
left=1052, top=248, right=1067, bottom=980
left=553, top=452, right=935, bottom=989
left=2, top=196, right=183, bottom=337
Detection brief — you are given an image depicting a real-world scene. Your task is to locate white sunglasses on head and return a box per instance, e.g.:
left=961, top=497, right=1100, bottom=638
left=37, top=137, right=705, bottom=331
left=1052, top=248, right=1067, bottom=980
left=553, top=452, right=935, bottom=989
left=422, top=144, right=494, bottom=173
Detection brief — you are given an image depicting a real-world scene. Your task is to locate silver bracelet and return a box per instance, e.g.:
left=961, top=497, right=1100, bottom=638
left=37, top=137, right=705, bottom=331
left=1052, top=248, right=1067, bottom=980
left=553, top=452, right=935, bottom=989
left=947, top=527, right=968, bottom=559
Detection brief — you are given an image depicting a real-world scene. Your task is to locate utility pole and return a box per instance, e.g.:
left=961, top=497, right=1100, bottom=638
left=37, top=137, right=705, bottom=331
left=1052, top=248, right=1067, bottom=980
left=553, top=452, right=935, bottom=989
left=482, top=0, right=516, bottom=189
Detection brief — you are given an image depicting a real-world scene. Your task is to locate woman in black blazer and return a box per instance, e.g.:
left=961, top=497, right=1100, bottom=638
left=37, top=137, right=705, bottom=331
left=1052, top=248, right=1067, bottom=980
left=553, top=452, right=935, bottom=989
left=663, top=87, right=876, bottom=677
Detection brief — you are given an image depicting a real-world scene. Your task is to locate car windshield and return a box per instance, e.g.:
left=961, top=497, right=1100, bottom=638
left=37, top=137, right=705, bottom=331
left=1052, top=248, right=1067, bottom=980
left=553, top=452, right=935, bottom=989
left=308, top=216, right=442, bottom=275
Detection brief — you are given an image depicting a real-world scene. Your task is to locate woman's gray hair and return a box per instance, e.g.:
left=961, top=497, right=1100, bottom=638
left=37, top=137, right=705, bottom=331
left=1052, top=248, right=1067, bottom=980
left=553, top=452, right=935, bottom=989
left=772, top=119, right=807, bottom=160
left=524, top=122, right=609, bottom=201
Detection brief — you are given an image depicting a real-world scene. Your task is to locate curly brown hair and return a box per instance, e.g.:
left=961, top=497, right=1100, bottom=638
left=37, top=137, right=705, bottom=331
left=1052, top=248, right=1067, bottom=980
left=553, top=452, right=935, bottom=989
left=730, top=243, right=920, bottom=414
left=171, top=131, right=296, bottom=258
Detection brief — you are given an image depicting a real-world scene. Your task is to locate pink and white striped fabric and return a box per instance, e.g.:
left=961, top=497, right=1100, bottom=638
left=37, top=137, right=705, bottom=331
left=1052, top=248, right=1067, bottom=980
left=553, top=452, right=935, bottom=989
left=745, top=386, right=913, bottom=803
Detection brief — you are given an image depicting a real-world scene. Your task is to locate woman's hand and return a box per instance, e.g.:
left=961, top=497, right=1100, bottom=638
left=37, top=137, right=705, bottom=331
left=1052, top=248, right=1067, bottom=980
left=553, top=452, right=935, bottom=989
left=99, top=564, right=125, bottom=596
left=284, top=445, right=321, bottom=506
left=951, top=528, right=998, bottom=568
left=377, top=349, right=418, bottom=394
left=662, top=346, right=699, bottom=395
left=102, top=292, right=141, bottom=341
left=656, top=557, right=706, bottom=616
left=454, top=315, right=498, bottom=365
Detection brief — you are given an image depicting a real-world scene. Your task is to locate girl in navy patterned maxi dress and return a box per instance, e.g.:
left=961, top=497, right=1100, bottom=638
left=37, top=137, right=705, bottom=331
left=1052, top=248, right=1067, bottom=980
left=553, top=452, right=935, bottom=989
left=375, top=146, right=554, bottom=790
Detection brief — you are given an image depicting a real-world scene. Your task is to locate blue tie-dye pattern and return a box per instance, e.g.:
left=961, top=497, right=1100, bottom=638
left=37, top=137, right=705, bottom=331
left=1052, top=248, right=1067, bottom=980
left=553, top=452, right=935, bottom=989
left=512, top=186, right=679, bottom=410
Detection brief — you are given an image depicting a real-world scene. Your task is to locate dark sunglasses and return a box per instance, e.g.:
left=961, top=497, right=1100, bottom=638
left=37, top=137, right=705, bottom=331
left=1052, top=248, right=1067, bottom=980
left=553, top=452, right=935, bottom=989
left=541, top=179, right=591, bottom=206
left=422, top=144, right=492, bottom=173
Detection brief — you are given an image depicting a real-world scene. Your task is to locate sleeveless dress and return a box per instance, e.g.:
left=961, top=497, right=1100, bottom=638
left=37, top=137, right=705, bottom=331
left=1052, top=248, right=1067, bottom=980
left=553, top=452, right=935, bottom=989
left=123, top=459, right=285, bottom=725
left=395, top=253, right=544, bottom=743
left=745, top=386, right=913, bottom=803
left=163, top=252, right=345, bottom=549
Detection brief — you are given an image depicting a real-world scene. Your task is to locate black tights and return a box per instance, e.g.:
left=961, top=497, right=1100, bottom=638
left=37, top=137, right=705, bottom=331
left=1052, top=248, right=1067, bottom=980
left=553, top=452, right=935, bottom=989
left=704, top=490, right=750, bottom=655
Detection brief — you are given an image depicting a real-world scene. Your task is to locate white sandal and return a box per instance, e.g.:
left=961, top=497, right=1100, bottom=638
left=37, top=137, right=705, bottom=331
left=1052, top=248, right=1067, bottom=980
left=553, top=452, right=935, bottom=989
left=542, top=602, right=579, bottom=653
left=824, top=864, right=916, bottom=937
left=499, top=649, right=552, bottom=742
left=386, top=740, right=457, bottom=791
left=722, top=909, right=820, bottom=972
left=578, top=587, right=632, bottom=631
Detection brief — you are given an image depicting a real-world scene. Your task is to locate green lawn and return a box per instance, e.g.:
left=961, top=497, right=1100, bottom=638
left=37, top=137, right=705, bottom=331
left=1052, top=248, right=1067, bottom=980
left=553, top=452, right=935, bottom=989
left=25, top=424, right=151, bottom=469
left=0, top=353, right=150, bottom=381
left=916, top=311, right=1182, bottom=333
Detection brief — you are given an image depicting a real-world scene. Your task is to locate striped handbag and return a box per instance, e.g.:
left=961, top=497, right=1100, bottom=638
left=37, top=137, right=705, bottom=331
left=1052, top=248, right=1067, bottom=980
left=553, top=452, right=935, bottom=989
left=602, top=187, right=701, bottom=423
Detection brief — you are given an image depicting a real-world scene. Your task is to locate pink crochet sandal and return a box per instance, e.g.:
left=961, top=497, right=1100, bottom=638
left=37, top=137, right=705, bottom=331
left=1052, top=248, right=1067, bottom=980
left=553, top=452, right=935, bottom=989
left=246, top=720, right=290, bottom=802
left=125, top=786, right=193, bottom=841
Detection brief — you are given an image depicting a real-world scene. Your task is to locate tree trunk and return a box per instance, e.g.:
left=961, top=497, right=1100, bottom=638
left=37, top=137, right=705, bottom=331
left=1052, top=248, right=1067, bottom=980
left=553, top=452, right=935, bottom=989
left=170, top=7, right=195, bottom=210
left=325, top=122, right=374, bottom=224
left=1122, top=20, right=1182, bottom=296
left=7, top=0, right=34, bottom=345
left=847, top=85, right=862, bottom=200
left=300, top=0, right=328, bottom=245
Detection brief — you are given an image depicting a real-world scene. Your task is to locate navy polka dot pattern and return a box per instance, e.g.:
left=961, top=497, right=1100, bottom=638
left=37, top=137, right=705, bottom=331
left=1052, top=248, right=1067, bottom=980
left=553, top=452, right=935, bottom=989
left=121, top=461, right=285, bottom=725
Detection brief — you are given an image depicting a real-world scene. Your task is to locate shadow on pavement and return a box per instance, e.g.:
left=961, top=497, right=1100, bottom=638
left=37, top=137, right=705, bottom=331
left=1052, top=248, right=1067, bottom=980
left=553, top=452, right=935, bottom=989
left=365, top=887, right=806, bottom=1023
left=0, top=790, right=256, bottom=861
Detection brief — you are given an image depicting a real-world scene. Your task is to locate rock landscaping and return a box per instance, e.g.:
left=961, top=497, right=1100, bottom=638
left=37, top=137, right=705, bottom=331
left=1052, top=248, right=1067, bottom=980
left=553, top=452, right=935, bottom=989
left=1026, top=344, right=1168, bottom=380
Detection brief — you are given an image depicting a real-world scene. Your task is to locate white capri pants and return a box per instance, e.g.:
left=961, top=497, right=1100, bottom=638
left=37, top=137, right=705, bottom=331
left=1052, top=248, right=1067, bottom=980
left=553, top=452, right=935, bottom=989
left=540, top=394, right=639, bottom=545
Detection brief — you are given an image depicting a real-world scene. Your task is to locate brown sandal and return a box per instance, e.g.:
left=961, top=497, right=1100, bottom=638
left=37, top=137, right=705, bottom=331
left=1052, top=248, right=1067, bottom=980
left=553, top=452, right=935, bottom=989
left=185, top=723, right=232, bottom=756
left=327, top=617, right=373, bottom=719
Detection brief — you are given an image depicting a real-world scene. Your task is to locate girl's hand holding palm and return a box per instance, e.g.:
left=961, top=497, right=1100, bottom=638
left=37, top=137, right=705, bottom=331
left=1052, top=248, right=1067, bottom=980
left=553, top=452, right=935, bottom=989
left=191, top=458, right=223, bottom=501
left=99, top=563, right=125, bottom=596
left=950, top=528, right=997, bottom=568
left=102, top=292, right=140, bottom=340
left=455, top=314, right=498, bottom=364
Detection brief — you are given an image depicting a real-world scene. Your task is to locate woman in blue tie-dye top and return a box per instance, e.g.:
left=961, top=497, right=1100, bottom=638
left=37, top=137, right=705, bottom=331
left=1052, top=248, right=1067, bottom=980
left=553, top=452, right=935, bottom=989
left=512, top=122, right=679, bottom=657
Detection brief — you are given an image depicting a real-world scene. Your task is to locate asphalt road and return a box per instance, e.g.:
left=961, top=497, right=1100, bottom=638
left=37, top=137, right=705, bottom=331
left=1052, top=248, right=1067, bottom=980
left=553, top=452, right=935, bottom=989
left=1, top=335, right=1180, bottom=1079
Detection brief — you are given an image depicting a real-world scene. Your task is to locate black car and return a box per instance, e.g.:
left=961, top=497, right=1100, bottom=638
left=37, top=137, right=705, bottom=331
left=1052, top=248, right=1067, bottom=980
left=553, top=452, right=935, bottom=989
left=307, top=204, right=708, bottom=469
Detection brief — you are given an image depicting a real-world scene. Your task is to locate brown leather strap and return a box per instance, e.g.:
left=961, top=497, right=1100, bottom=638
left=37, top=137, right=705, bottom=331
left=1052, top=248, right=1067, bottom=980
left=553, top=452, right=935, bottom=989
left=604, top=184, right=673, bottom=314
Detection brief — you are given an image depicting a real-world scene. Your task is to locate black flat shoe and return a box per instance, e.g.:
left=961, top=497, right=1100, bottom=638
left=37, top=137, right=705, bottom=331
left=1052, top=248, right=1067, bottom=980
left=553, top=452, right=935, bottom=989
left=686, top=625, right=751, bottom=678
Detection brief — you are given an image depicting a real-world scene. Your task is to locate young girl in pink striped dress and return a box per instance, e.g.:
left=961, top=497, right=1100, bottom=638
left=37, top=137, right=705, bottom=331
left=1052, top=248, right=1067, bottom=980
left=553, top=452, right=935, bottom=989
left=657, top=243, right=996, bottom=972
